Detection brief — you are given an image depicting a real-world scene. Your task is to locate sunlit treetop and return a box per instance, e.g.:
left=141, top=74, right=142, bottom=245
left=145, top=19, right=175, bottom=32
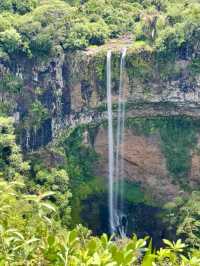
left=0, top=0, right=200, bottom=59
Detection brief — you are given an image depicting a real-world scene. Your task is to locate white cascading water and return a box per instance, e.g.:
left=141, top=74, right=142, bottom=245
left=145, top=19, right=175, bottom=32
left=107, top=50, right=115, bottom=233
left=107, top=49, right=127, bottom=236
left=114, top=48, right=127, bottom=237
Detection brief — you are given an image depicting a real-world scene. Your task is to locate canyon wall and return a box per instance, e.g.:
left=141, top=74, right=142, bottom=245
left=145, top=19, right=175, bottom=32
left=1, top=44, right=200, bottom=206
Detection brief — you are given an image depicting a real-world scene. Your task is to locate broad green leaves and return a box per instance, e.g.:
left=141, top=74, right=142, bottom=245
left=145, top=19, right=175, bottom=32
left=163, top=239, right=186, bottom=252
left=0, top=169, right=199, bottom=265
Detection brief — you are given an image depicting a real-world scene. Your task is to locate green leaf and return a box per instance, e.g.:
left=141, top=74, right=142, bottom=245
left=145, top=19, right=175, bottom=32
left=41, top=202, right=56, bottom=212
left=39, top=191, right=56, bottom=200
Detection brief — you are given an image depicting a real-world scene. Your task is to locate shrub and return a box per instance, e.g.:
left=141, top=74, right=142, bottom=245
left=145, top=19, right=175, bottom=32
left=0, top=0, right=13, bottom=12
left=0, top=0, right=37, bottom=14
left=155, top=24, right=185, bottom=52
left=12, top=0, right=38, bottom=14
left=64, top=19, right=109, bottom=50
left=87, top=20, right=110, bottom=45
left=27, top=100, right=49, bottom=129
left=0, top=73, right=23, bottom=94
left=0, top=15, right=12, bottom=32
left=63, top=22, right=90, bottom=50
left=0, top=28, right=22, bottom=54
left=29, top=31, right=52, bottom=56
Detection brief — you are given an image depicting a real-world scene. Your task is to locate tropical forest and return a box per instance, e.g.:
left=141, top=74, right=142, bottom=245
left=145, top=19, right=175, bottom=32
left=0, top=0, right=200, bottom=265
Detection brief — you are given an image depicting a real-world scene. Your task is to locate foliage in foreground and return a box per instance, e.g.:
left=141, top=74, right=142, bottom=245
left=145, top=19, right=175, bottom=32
left=0, top=178, right=200, bottom=265
left=165, top=191, right=200, bottom=251
left=0, top=115, right=71, bottom=228
left=0, top=116, right=199, bottom=266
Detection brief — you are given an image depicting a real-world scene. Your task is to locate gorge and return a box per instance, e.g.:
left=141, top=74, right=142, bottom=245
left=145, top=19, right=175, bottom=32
left=1, top=43, right=200, bottom=243
left=0, top=1, right=200, bottom=264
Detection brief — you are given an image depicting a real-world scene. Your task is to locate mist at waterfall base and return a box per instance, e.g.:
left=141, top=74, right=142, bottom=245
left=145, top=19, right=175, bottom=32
left=81, top=193, right=170, bottom=246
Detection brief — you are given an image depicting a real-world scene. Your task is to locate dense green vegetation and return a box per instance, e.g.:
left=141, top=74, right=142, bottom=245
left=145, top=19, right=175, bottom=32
left=164, top=191, right=200, bottom=250
left=62, top=126, right=102, bottom=225
left=0, top=117, right=200, bottom=265
left=1, top=178, right=198, bottom=265
left=126, top=116, right=200, bottom=186
left=0, top=0, right=200, bottom=264
left=0, top=0, right=200, bottom=59
left=0, top=116, right=199, bottom=264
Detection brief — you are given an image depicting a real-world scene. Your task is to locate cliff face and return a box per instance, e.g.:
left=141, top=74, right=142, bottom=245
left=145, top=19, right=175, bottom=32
left=94, top=125, right=200, bottom=204
left=95, top=128, right=174, bottom=202
left=1, top=43, right=200, bottom=204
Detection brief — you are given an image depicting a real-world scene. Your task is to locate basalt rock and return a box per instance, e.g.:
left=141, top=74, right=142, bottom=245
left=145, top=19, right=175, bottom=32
left=1, top=42, right=200, bottom=204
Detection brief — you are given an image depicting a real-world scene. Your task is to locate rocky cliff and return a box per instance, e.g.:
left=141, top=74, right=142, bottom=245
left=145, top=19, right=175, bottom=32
left=1, top=41, right=200, bottom=211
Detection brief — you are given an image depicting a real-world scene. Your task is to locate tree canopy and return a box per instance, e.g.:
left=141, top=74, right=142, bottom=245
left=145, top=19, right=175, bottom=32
left=0, top=0, right=200, bottom=59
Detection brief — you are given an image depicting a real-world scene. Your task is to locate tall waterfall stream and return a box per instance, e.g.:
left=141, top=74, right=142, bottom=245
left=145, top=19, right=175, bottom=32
left=107, top=49, right=127, bottom=236
left=106, top=50, right=114, bottom=233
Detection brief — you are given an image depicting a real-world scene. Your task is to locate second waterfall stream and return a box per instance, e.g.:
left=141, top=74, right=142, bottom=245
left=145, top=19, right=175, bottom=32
left=107, top=48, right=127, bottom=236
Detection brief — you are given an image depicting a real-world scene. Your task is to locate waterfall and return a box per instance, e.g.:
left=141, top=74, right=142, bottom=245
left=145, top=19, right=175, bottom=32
left=25, top=129, right=30, bottom=151
left=107, top=50, right=114, bottom=233
left=107, top=49, right=127, bottom=236
left=114, top=48, right=127, bottom=237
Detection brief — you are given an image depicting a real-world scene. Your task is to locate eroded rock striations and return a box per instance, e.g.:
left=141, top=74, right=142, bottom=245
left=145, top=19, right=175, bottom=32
left=1, top=43, right=200, bottom=205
